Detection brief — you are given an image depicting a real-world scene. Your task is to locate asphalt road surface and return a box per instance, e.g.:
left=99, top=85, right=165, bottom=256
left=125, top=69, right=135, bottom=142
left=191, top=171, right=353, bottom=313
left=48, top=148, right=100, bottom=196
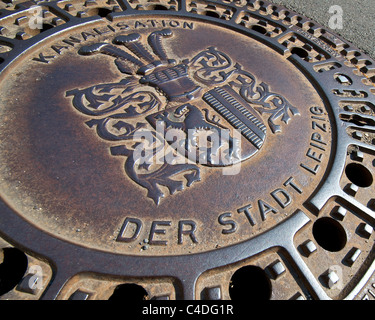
left=272, top=0, right=375, bottom=59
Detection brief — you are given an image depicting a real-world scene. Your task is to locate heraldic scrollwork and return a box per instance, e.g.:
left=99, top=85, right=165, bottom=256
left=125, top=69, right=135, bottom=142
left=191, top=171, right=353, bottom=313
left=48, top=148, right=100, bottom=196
left=66, top=29, right=299, bottom=205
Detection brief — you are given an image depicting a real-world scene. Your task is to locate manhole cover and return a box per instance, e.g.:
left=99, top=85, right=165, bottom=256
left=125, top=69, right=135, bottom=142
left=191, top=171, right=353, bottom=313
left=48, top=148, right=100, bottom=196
left=0, top=0, right=374, bottom=300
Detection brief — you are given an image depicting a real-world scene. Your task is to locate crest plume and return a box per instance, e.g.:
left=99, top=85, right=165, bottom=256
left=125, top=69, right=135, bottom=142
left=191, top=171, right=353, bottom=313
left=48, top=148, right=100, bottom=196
left=78, top=42, right=144, bottom=71
left=78, top=29, right=175, bottom=75
left=78, top=29, right=199, bottom=101
left=147, top=29, right=173, bottom=61
left=113, top=33, right=155, bottom=63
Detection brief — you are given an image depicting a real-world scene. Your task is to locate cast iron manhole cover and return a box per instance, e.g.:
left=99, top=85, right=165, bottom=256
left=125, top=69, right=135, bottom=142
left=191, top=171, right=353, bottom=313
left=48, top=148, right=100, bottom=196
left=0, top=0, right=374, bottom=300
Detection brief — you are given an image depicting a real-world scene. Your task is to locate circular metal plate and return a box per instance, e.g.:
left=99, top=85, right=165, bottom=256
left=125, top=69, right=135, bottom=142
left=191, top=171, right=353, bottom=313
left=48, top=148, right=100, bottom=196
left=0, top=0, right=374, bottom=300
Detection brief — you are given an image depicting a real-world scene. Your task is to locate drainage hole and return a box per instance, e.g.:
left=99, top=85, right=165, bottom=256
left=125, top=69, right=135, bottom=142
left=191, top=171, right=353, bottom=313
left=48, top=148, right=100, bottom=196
left=0, top=248, right=28, bottom=296
left=251, top=25, right=267, bottom=35
left=345, top=163, right=373, bottom=187
left=149, top=5, right=169, bottom=10
left=313, top=217, right=347, bottom=252
left=291, top=47, right=309, bottom=59
left=86, top=7, right=113, bottom=18
left=97, top=8, right=113, bottom=17
left=108, top=283, right=149, bottom=301
left=203, top=11, right=220, bottom=19
left=40, top=23, right=54, bottom=33
left=229, top=265, right=271, bottom=300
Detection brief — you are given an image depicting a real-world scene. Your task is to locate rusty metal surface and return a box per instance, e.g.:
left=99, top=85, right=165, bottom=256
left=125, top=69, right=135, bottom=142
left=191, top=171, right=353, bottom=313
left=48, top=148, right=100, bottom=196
left=0, top=0, right=374, bottom=300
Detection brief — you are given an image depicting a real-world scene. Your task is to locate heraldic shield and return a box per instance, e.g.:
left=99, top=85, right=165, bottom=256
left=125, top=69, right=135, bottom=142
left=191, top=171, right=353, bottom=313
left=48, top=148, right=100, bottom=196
left=66, top=29, right=299, bottom=204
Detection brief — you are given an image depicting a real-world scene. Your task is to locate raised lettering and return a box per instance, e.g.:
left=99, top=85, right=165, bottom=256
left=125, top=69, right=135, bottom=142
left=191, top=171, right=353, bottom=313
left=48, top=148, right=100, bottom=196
left=306, top=147, right=323, bottom=162
left=218, top=213, right=238, bottom=234
left=183, top=22, right=194, bottom=29
left=51, top=45, right=70, bottom=55
left=258, top=199, right=278, bottom=221
left=311, top=132, right=327, bottom=145
left=147, top=20, right=158, bottom=27
left=93, top=26, right=115, bottom=35
left=116, top=22, right=129, bottom=30
left=178, top=220, right=198, bottom=244
left=312, top=121, right=327, bottom=132
left=32, top=53, right=55, bottom=63
left=135, top=21, right=147, bottom=28
left=300, top=163, right=320, bottom=175
left=311, top=115, right=326, bottom=121
left=117, top=217, right=142, bottom=242
left=310, top=142, right=326, bottom=151
left=310, top=106, right=324, bottom=115
left=237, top=204, right=256, bottom=226
left=81, top=31, right=97, bottom=41
left=271, top=188, right=292, bottom=209
left=169, top=20, right=180, bottom=27
left=283, top=177, right=303, bottom=194
left=149, top=221, right=171, bottom=245
left=62, top=36, right=82, bottom=46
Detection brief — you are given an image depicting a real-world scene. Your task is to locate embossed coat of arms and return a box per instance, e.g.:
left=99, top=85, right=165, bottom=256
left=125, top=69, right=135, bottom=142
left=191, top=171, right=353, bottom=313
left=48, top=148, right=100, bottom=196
left=66, top=29, right=299, bottom=205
